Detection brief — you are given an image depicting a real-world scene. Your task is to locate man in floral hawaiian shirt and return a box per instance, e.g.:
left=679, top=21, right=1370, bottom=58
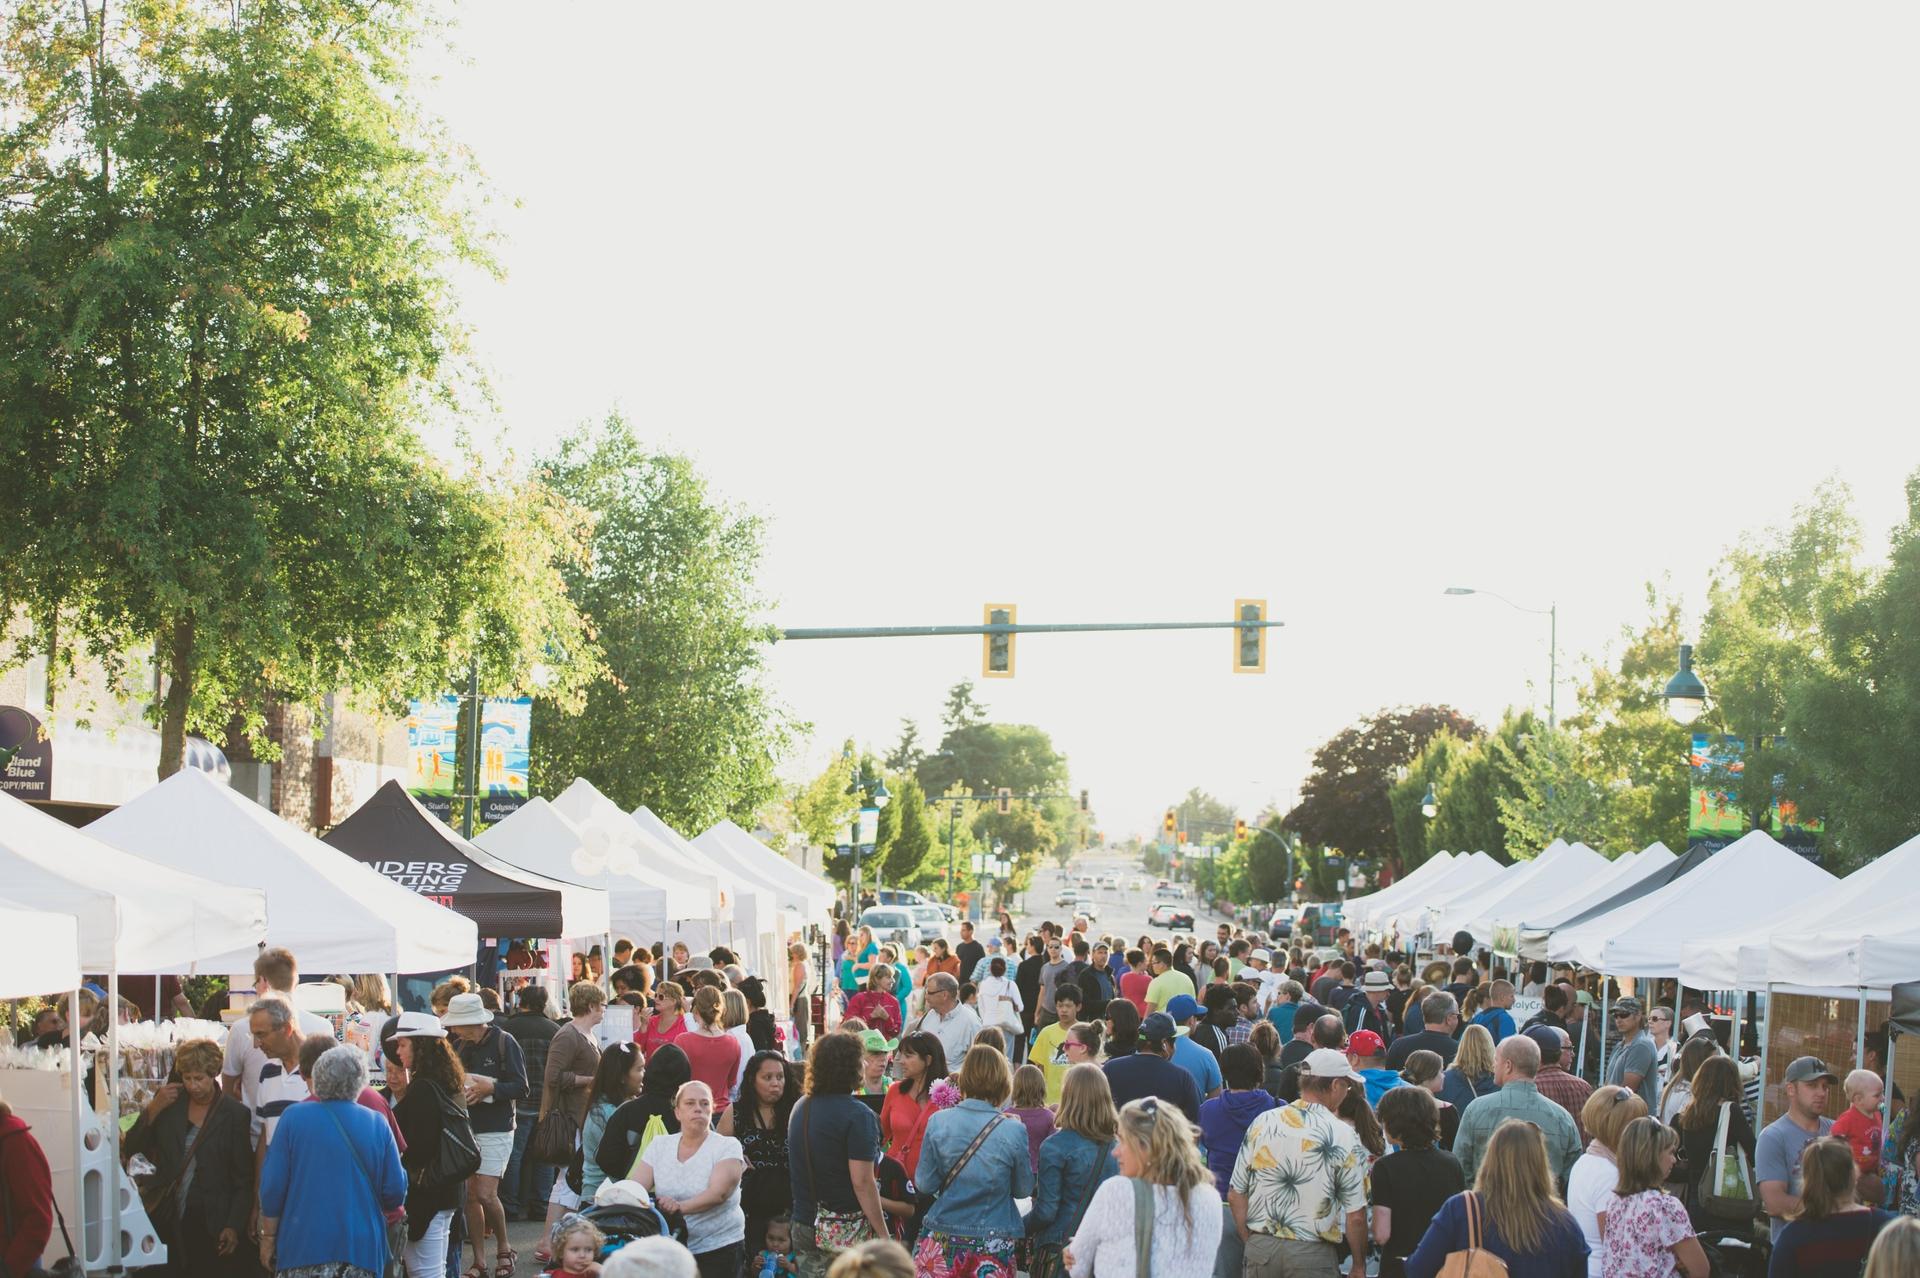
left=1228, top=1047, right=1370, bottom=1277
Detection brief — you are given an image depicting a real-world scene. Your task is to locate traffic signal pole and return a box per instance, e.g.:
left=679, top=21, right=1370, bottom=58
left=779, top=618, right=1284, bottom=641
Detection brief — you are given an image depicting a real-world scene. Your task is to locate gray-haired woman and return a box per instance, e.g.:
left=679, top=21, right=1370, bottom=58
left=259, top=1046, right=406, bottom=1278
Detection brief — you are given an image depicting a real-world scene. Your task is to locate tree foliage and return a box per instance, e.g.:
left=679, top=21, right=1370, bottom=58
left=1284, top=705, right=1481, bottom=867
left=0, top=0, right=593, bottom=771
left=531, top=417, right=796, bottom=832
left=878, top=773, right=935, bottom=888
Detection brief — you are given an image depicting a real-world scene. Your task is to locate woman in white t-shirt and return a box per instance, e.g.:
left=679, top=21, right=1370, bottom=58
left=1567, top=1085, right=1649, bottom=1277
left=976, top=956, right=1026, bottom=1058
left=634, top=1080, right=746, bottom=1275
left=1066, top=1096, right=1221, bottom=1277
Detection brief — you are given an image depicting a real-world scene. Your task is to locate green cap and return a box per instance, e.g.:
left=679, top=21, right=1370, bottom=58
left=859, top=1030, right=898, bottom=1054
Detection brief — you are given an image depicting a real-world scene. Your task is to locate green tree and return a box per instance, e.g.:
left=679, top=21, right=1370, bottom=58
left=1245, top=825, right=1298, bottom=902
left=1494, top=726, right=1614, bottom=852
left=1174, top=788, right=1236, bottom=841
left=1785, top=471, right=1920, bottom=864
left=0, top=0, right=594, bottom=773
left=1697, top=481, right=1867, bottom=832
left=1285, top=706, right=1482, bottom=871
left=884, top=718, right=925, bottom=773
left=530, top=418, right=797, bottom=832
left=916, top=721, right=1069, bottom=799
left=1388, top=730, right=1458, bottom=869
left=878, top=774, right=935, bottom=887
left=942, top=680, right=989, bottom=732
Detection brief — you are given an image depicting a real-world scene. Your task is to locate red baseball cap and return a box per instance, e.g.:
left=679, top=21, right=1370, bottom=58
left=1347, top=1030, right=1386, bottom=1059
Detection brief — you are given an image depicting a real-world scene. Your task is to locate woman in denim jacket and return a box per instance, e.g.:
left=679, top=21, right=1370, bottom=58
left=913, top=1045, right=1035, bottom=1276
left=1028, top=1064, right=1120, bottom=1261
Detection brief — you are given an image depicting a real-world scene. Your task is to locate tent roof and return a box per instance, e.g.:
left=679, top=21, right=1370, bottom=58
left=1405, top=855, right=1533, bottom=939
left=1455, top=842, right=1609, bottom=948
left=1514, top=842, right=1680, bottom=960
left=1344, top=851, right=1455, bottom=933
left=89, top=769, right=476, bottom=974
left=324, top=781, right=610, bottom=938
left=0, top=898, right=80, bottom=999
left=1548, top=830, right=1836, bottom=973
left=550, top=779, right=723, bottom=921
left=0, top=790, right=265, bottom=973
left=1375, top=853, right=1505, bottom=937
left=474, top=796, right=709, bottom=930
left=632, top=806, right=770, bottom=934
left=694, top=821, right=835, bottom=918
left=1755, top=834, right=1920, bottom=990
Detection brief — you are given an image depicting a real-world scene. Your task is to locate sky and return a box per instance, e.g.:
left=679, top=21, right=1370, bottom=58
left=412, top=3, right=1920, bottom=842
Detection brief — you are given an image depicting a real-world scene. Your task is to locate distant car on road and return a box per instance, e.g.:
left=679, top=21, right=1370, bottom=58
left=1124, top=877, right=1146, bottom=892
left=1054, top=887, right=1080, bottom=907
left=908, top=905, right=949, bottom=941
left=1073, top=898, right=1100, bottom=922
left=859, top=907, right=920, bottom=950
left=875, top=888, right=932, bottom=908
left=1148, top=903, right=1195, bottom=929
left=1267, top=907, right=1298, bottom=940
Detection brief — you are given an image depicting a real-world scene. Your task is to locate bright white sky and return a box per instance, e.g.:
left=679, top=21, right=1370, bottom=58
left=416, top=4, right=1919, bottom=842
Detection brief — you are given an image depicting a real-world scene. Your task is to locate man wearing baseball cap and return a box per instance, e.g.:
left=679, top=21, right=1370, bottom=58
left=1229, top=1047, right=1369, bottom=1276
left=1100, top=1012, right=1201, bottom=1123
left=1342, top=968, right=1396, bottom=1046
left=1757, top=1055, right=1837, bottom=1240
left=1348, top=1030, right=1403, bottom=1107
left=1162, top=994, right=1225, bottom=1101
left=1604, top=996, right=1660, bottom=1112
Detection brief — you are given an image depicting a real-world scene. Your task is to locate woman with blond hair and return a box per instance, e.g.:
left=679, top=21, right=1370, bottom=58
left=1028, top=1064, right=1119, bottom=1271
left=1438, top=1022, right=1499, bottom=1112
left=1061, top=1095, right=1220, bottom=1275
left=825, top=1238, right=915, bottom=1278
left=912, top=1045, right=1032, bottom=1275
left=637, top=980, right=694, bottom=1060
left=1566, top=1085, right=1648, bottom=1276
left=721, top=988, right=755, bottom=1102
left=1403, top=1119, right=1589, bottom=1277
left=1768, top=1137, right=1897, bottom=1277
left=1864, top=1216, right=1920, bottom=1278
left=1597, top=1117, right=1708, bottom=1278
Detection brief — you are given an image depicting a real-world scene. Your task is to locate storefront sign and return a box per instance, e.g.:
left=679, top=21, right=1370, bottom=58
left=0, top=706, right=53, bottom=800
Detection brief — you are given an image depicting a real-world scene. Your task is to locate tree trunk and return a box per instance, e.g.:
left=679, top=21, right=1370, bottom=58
left=157, top=615, right=194, bottom=778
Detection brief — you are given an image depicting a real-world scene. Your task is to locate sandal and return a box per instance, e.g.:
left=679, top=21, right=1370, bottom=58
left=462, top=1266, right=487, bottom=1278
left=495, top=1248, right=517, bottom=1277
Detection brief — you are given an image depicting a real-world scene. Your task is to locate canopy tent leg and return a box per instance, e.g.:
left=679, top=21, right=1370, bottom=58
left=1599, top=982, right=1611, bottom=1082
left=68, top=987, right=85, bottom=1271
left=1857, top=989, right=1869, bottom=1079
left=1885, top=1034, right=1898, bottom=1189
left=1728, top=990, right=1743, bottom=1073
left=1758, top=986, right=1775, bottom=1126
left=108, top=966, right=123, bottom=1272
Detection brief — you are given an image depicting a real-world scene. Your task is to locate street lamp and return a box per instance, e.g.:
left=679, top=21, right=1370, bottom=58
left=1444, top=587, right=1559, bottom=729
left=1421, top=784, right=1438, bottom=819
left=1663, top=644, right=1708, bottom=726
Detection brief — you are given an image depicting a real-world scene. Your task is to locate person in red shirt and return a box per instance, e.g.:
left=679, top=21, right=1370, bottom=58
left=0, top=1099, right=54, bottom=1276
left=1118, top=949, right=1153, bottom=1016
left=676, top=987, right=743, bottom=1113
left=635, top=981, right=693, bottom=1060
left=1831, top=1068, right=1888, bottom=1197
left=880, top=1031, right=948, bottom=1186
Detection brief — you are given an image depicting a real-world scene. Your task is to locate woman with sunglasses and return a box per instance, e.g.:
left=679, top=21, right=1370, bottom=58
left=1062, top=1095, right=1221, bottom=1275
left=1566, top=1086, right=1649, bottom=1276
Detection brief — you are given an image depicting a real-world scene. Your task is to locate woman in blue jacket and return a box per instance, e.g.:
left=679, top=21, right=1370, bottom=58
left=913, top=1044, right=1034, bottom=1277
left=259, top=1045, right=407, bottom=1278
left=1027, top=1064, right=1119, bottom=1266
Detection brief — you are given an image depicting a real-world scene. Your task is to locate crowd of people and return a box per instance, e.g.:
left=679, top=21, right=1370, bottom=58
left=4, top=909, right=1920, bottom=1278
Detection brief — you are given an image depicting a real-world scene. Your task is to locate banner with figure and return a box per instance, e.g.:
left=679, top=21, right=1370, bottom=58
left=1688, top=733, right=1822, bottom=859
left=407, top=695, right=532, bottom=825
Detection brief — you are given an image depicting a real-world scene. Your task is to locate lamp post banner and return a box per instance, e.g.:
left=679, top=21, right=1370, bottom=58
left=0, top=705, right=52, bottom=800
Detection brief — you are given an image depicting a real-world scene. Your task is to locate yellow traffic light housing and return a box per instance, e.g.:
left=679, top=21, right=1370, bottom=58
left=1235, top=818, right=1248, bottom=841
left=1233, top=599, right=1267, bottom=673
left=1163, top=808, right=1177, bottom=836
left=983, top=603, right=1016, bottom=678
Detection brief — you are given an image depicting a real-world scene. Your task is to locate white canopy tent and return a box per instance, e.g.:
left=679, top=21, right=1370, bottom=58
left=632, top=806, right=785, bottom=963
left=1549, top=829, right=1836, bottom=973
left=0, top=898, right=80, bottom=998
left=1493, top=842, right=1660, bottom=958
left=1454, top=841, right=1608, bottom=950
left=1397, top=852, right=1512, bottom=940
left=695, top=820, right=835, bottom=919
left=1761, top=834, right=1920, bottom=990
left=1514, top=841, right=1678, bottom=961
left=478, top=795, right=710, bottom=939
left=1379, top=852, right=1508, bottom=941
left=551, top=779, right=733, bottom=938
left=88, top=768, right=477, bottom=974
left=1343, top=850, right=1455, bottom=936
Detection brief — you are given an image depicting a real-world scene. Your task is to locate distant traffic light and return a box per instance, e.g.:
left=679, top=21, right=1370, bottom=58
left=1177, top=830, right=1188, bottom=845
left=1232, top=598, right=1267, bottom=674
left=1163, top=808, right=1177, bottom=836
left=983, top=603, right=1016, bottom=678
left=1234, top=818, right=1248, bottom=841
left=1078, top=789, right=1089, bottom=813
left=1294, top=878, right=1304, bottom=891
left=996, top=787, right=1013, bottom=815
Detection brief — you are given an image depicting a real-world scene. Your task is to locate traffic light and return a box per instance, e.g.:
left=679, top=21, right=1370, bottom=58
left=982, top=603, right=1016, bottom=678
left=1177, top=830, right=1188, bottom=845
left=1232, top=598, right=1267, bottom=674
left=1234, top=818, right=1248, bottom=841
left=1078, top=789, right=1089, bottom=813
left=1294, top=878, right=1305, bottom=891
left=996, top=787, right=1012, bottom=815
left=1163, top=808, right=1177, bottom=836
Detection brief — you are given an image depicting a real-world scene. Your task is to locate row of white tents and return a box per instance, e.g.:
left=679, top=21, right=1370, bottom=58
left=1345, top=826, right=1920, bottom=996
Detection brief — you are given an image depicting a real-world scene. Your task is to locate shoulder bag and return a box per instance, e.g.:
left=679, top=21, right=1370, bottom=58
left=1695, top=1100, right=1756, bottom=1221
left=1436, top=1192, right=1509, bottom=1278
left=418, top=1081, right=482, bottom=1190
left=134, top=1106, right=210, bottom=1217
left=527, top=1026, right=582, bottom=1166
left=914, top=1111, right=1011, bottom=1209
left=801, top=1100, right=878, bottom=1256
left=1129, top=1178, right=1154, bottom=1278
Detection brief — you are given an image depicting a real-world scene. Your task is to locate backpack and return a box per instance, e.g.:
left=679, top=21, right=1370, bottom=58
left=1436, top=1193, right=1509, bottom=1278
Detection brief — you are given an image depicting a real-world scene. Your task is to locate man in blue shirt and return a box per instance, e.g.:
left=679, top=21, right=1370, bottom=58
left=1162, top=995, right=1224, bottom=1100
left=1469, top=978, right=1517, bottom=1044
left=1101, top=1012, right=1202, bottom=1123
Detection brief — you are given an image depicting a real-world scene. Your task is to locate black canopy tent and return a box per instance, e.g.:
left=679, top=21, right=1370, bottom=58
left=323, top=780, right=603, bottom=938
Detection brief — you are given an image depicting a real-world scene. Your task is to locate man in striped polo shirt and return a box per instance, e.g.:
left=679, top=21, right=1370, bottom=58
left=246, top=997, right=308, bottom=1242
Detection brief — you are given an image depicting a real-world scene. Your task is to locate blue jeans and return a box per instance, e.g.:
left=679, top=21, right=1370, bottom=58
left=501, top=1114, right=556, bottom=1220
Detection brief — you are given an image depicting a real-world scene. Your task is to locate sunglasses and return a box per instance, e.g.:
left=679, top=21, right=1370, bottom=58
left=1612, top=1010, right=1636, bottom=1019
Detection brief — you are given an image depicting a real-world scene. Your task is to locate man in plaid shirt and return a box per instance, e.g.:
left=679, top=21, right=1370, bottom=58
left=1525, top=1024, right=1593, bottom=1144
left=1228, top=980, right=1260, bottom=1045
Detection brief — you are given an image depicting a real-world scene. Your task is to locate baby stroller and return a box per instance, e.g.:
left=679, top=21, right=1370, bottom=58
left=541, top=1200, right=689, bottom=1273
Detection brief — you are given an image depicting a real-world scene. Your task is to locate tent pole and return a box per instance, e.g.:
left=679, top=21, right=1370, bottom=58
left=1757, top=984, right=1774, bottom=1126
left=1728, top=990, right=1743, bottom=1070
left=107, top=966, right=123, bottom=1272
left=69, top=986, right=85, bottom=1270
left=1856, top=989, right=1868, bottom=1077
left=1884, top=1035, right=1897, bottom=1191
left=1599, top=981, right=1610, bottom=1082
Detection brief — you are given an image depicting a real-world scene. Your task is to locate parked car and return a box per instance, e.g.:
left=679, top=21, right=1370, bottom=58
left=858, top=907, right=921, bottom=950
left=1147, top=904, right=1195, bottom=929
left=1299, top=902, right=1344, bottom=945
left=1073, top=899, right=1100, bottom=922
left=1267, top=907, right=1298, bottom=940
left=908, top=904, right=948, bottom=941
left=874, top=888, right=931, bottom=908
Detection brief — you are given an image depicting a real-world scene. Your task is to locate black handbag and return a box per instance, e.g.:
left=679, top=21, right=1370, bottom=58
left=420, top=1082, right=482, bottom=1189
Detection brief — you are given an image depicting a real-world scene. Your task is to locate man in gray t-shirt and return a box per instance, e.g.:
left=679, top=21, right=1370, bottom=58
left=1756, top=1055, right=1837, bottom=1240
left=1604, top=996, right=1660, bottom=1113
left=1034, top=935, right=1070, bottom=1026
